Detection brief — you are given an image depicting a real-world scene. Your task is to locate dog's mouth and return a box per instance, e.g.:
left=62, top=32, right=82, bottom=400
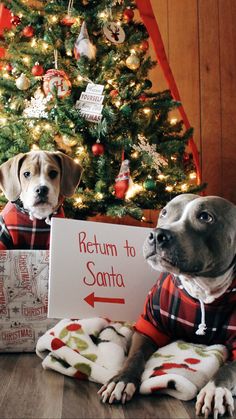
left=33, top=197, right=49, bottom=206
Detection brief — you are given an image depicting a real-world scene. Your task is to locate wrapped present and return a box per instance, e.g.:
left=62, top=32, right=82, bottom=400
left=0, top=250, right=56, bottom=352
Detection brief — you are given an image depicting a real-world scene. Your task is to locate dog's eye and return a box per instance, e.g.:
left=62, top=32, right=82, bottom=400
left=23, top=171, right=31, bottom=179
left=49, top=170, right=58, bottom=179
left=160, top=208, right=167, bottom=218
left=198, top=211, right=214, bottom=223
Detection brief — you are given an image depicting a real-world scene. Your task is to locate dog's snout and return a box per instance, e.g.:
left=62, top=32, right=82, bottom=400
left=149, top=228, right=173, bottom=247
left=35, top=185, right=49, bottom=197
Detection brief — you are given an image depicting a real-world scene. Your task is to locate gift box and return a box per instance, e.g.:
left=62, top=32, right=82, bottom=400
left=0, top=250, right=56, bottom=352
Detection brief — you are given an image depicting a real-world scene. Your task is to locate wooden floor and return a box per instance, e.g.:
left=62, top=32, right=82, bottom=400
left=0, top=354, right=234, bottom=419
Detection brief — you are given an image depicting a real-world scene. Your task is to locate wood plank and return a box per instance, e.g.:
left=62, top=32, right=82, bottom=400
left=168, top=0, right=201, bottom=152
left=198, top=0, right=222, bottom=196
left=219, top=0, right=236, bottom=203
left=149, top=0, right=169, bottom=92
left=0, top=354, right=64, bottom=418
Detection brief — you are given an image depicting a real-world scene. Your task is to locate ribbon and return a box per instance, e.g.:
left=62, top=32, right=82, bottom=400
left=136, top=0, right=201, bottom=184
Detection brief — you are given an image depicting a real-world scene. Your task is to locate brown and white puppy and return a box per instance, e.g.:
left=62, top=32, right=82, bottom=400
left=0, top=150, right=82, bottom=249
left=99, top=194, right=236, bottom=418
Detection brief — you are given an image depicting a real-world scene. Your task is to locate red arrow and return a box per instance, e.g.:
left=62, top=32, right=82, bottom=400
left=84, top=292, right=125, bottom=308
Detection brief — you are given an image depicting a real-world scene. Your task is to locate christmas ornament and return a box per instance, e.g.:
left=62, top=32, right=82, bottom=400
left=126, top=52, right=140, bottom=70
left=103, top=22, right=125, bottom=44
left=114, top=159, right=130, bottom=199
left=143, top=178, right=156, bottom=191
left=43, top=69, right=71, bottom=98
left=22, top=25, right=35, bottom=38
left=92, top=141, right=105, bottom=156
left=139, top=40, right=149, bottom=52
left=143, top=79, right=152, bottom=90
left=74, top=21, right=96, bottom=60
left=139, top=93, right=147, bottom=101
left=5, top=63, right=13, bottom=72
left=24, top=88, right=50, bottom=118
left=123, top=8, right=134, bottom=23
left=61, top=15, right=76, bottom=26
left=31, top=63, right=44, bottom=76
left=133, top=134, right=168, bottom=174
left=110, top=89, right=119, bottom=98
left=15, top=73, right=30, bottom=90
left=11, top=15, right=21, bottom=26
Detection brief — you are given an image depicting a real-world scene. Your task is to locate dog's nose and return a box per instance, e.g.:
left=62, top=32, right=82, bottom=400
left=35, top=185, right=49, bottom=197
left=149, top=228, right=173, bottom=246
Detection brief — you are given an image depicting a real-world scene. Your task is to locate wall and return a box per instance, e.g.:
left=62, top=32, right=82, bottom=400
left=148, top=0, right=236, bottom=203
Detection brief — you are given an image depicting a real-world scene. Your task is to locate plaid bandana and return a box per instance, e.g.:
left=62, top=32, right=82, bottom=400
left=0, top=201, right=65, bottom=250
left=134, top=273, right=236, bottom=361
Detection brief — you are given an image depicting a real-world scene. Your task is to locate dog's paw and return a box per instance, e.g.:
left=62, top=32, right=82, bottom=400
left=97, top=374, right=137, bottom=404
left=195, top=381, right=234, bottom=418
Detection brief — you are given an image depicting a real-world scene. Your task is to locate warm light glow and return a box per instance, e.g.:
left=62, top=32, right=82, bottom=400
left=0, top=117, right=7, bottom=124
left=166, top=185, right=174, bottom=192
left=34, top=125, right=41, bottom=133
left=189, top=172, right=197, bottom=180
left=115, top=100, right=121, bottom=107
left=181, top=183, right=188, bottom=192
left=8, top=31, right=15, bottom=38
left=31, top=144, right=40, bottom=151
left=130, top=81, right=135, bottom=87
left=3, top=72, right=10, bottom=79
left=143, top=108, right=151, bottom=114
left=74, top=158, right=80, bottom=164
left=99, top=11, right=108, bottom=19
left=75, top=197, right=83, bottom=204
left=66, top=50, right=72, bottom=56
left=132, top=151, right=139, bottom=158
left=171, top=155, right=177, bottom=161
left=170, top=118, right=178, bottom=125
left=158, top=174, right=165, bottom=181
left=107, top=79, right=114, bottom=84
left=44, top=123, right=51, bottom=131
left=23, top=56, right=30, bottom=64
left=130, top=48, right=136, bottom=54
left=77, top=75, right=83, bottom=82
left=31, top=38, right=37, bottom=47
left=126, top=182, right=143, bottom=199
left=76, top=146, right=85, bottom=154
left=96, top=192, right=103, bottom=200
left=141, top=216, right=146, bottom=221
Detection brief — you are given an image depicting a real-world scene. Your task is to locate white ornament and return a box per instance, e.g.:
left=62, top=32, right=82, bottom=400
left=133, top=134, right=168, bottom=174
left=15, top=73, right=30, bottom=90
left=103, top=22, right=125, bottom=44
left=24, top=88, right=51, bottom=119
left=74, top=21, right=96, bottom=60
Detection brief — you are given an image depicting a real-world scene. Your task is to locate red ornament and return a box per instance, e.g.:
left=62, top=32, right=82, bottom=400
left=31, top=63, right=44, bottom=76
left=11, top=15, right=21, bottom=26
left=61, top=15, right=76, bottom=26
left=139, top=93, right=148, bottom=101
left=5, top=63, right=13, bottom=72
left=92, top=142, right=105, bottom=156
left=43, top=69, right=71, bottom=98
left=110, top=89, right=119, bottom=98
left=114, top=159, right=130, bottom=199
left=140, top=40, right=149, bottom=52
left=22, top=25, right=35, bottom=38
left=123, top=8, right=134, bottom=23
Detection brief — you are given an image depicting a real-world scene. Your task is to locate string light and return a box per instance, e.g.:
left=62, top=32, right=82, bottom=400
left=158, top=174, right=166, bottom=180
left=31, top=38, right=37, bottom=47
left=126, top=182, right=143, bottom=199
left=189, top=172, right=197, bottom=180
left=23, top=56, right=30, bottom=64
left=74, top=158, right=80, bottom=164
left=181, top=183, right=188, bottom=192
left=44, top=123, right=52, bottom=131
left=170, top=118, right=178, bottom=125
left=132, top=151, right=138, bottom=158
left=42, top=42, right=49, bottom=50
left=0, top=117, right=7, bottom=125
left=96, top=192, right=103, bottom=200
left=166, top=185, right=174, bottom=192
left=76, top=146, right=85, bottom=154
left=143, top=107, right=151, bottom=114
left=115, top=100, right=121, bottom=108
left=77, top=75, right=83, bottom=82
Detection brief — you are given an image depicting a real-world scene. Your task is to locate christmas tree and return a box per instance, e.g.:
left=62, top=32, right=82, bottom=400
left=0, top=0, right=201, bottom=220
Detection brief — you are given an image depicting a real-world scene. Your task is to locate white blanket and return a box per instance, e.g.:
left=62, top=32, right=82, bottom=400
left=36, top=318, right=228, bottom=401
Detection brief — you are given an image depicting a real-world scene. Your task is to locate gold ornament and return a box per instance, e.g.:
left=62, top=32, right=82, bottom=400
left=126, top=53, right=140, bottom=70
left=15, top=73, right=30, bottom=90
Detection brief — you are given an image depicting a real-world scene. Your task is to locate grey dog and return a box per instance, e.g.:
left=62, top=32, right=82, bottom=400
left=99, top=194, right=236, bottom=418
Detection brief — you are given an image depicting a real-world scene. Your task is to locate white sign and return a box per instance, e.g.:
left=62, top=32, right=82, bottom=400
left=76, top=101, right=103, bottom=114
left=48, top=219, right=158, bottom=321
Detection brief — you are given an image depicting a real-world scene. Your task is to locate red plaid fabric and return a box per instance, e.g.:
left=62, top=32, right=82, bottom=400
left=0, top=202, right=65, bottom=250
left=134, top=273, right=236, bottom=361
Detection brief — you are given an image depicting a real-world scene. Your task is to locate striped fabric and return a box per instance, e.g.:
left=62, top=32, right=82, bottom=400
left=0, top=202, right=65, bottom=250
left=134, top=273, right=236, bottom=361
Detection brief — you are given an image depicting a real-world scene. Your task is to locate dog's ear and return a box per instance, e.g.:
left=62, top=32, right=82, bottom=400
left=54, top=152, right=82, bottom=197
left=0, top=153, right=26, bottom=201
